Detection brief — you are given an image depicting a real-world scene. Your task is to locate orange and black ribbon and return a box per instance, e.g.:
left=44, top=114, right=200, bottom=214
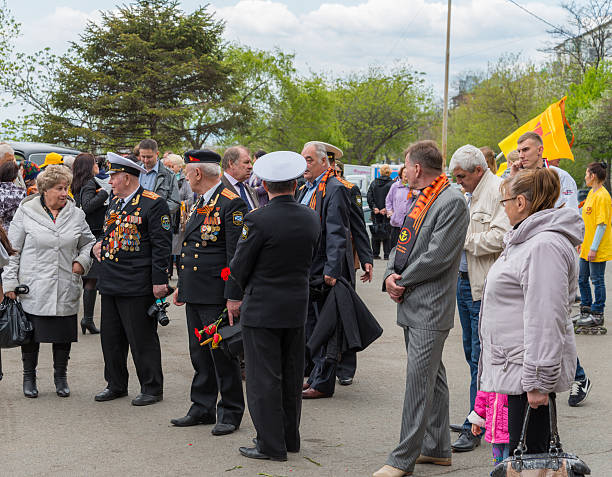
left=393, top=173, right=450, bottom=273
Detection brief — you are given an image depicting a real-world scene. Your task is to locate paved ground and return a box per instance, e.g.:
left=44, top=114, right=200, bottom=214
left=1, top=263, right=610, bottom=476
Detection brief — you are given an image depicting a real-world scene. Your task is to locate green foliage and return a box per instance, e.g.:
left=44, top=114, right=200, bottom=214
left=447, top=54, right=564, bottom=156
left=565, top=61, right=612, bottom=122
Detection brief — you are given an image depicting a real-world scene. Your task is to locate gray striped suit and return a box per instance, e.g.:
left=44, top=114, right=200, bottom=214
left=383, top=185, right=469, bottom=472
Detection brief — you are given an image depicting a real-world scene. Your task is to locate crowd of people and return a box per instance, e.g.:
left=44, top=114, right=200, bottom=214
left=0, top=132, right=607, bottom=474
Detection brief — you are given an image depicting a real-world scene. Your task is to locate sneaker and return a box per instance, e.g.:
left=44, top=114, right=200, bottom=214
left=568, top=377, right=592, bottom=407
left=576, top=313, right=604, bottom=327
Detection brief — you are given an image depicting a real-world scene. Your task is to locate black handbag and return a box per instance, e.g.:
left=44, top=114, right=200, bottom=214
left=491, top=398, right=590, bottom=477
left=0, top=296, right=32, bottom=349
left=216, top=321, right=243, bottom=360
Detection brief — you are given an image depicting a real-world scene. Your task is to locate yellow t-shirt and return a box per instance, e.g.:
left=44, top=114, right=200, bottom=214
left=581, top=186, right=612, bottom=262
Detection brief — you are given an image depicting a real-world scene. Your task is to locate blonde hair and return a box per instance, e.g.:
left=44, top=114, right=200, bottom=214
left=380, top=164, right=391, bottom=176
left=506, top=149, right=519, bottom=165
left=167, top=154, right=184, bottom=168
left=501, top=168, right=560, bottom=215
left=37, top=164, right=73, bottom=194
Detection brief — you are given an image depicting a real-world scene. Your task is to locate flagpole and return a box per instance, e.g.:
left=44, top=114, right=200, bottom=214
left=442, top=0, right=452, bottom=165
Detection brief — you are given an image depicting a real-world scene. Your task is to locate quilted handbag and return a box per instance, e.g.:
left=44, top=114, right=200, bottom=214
left=491, top=398, right=590, bottom=477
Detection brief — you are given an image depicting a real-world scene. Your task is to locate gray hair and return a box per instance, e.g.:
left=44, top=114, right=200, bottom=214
left=0, top=143, right=14, bottom=158
left=449, top=145, right=487, bottom=172
left=192, top=162, right=221, bottom=178
left=303, top=141, right=328, bottom=161
left=222, top=146, right=249, bottom=170
left=37, top=164, right=73, bottom=194
left=167, top=153, right=184, bottom=168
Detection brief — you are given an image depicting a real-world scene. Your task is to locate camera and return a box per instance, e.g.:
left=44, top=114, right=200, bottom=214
left=147, top=285, right=175, bottom=327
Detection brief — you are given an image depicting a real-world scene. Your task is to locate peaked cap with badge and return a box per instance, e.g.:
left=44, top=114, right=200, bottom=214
left=107, top=151, right=147, bottom=176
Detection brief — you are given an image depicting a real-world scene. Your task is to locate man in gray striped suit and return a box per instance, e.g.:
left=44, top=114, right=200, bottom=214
left=374, top=141, right=469, bottom=477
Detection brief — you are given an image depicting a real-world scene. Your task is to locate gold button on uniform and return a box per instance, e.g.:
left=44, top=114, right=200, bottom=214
left=183, top=242, right=187, bottom=246
left=181, top=265, right=185, bottom=269
left=195, top=243, right=200, bottom=248
left=194, top=254, right=198, bottom=258
left=193, top=266, right=198, bottom=271
left=181, top=253, right=185, bottom=257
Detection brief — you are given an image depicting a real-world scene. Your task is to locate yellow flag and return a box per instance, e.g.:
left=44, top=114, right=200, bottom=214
left=498, top=97, right=574, bottom=161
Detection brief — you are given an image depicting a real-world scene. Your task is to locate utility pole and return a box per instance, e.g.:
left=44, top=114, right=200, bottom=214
left=441, top=0, right=452, bottom=165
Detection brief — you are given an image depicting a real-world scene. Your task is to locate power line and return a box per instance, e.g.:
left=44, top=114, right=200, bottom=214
left=504, top=0, right=572, bottom=38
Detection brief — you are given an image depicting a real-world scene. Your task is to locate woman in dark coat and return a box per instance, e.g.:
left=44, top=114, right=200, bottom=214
left=72, top=153, right=109, bottom=334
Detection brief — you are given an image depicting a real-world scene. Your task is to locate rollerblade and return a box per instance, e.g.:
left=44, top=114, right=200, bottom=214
left=575, top=312, right=607, bottom=335
left=571, top=306, right=590, bottom=324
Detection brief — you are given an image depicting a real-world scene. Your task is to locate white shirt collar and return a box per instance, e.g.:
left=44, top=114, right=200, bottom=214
left=202, top=180, right=222, bottom=204
left=119, top=186, right=140, bottom=209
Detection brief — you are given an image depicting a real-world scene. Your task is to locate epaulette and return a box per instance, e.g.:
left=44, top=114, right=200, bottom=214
left=221, top=188, right=239, bottom=200
left=142, top=190, right=160, bottom=200
left=298, top=184, right=306, bottom=191
left=337, top=176, right=355, bottom=189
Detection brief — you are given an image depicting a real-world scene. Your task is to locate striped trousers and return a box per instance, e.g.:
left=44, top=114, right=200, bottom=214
left=387, top=326, right=451, bottom=471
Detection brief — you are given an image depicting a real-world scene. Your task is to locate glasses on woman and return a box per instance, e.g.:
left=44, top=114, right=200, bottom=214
left=500, top=196, right=517, bottom=207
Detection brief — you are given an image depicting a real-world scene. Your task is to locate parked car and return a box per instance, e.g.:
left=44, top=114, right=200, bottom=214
left=346, top=174, right=372, bottom=228
left=8, top=141, right=81, bottom=166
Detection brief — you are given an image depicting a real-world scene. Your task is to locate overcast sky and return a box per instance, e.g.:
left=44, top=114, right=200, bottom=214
left=5, top=0, right=571, bottom=117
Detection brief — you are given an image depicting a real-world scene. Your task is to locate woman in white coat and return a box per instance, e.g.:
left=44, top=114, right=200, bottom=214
left=2, top=165, right=95, bottom=398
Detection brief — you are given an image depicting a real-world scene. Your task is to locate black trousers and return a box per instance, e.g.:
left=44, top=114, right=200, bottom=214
left=100, top=294, right=163, bottom=396
left=508, top=393, right=556, bottom=454
left=185, top=303, right=244, bottom=427
left=371, top=215, right=392, bottom=258
left=243, top=325, right=304, bottom=458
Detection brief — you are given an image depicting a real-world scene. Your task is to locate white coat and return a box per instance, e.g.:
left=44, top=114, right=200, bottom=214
left=2, top=195, right=95, bottom=316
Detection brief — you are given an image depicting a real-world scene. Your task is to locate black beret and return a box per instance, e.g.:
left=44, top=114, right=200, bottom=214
left=184, top=149, right=221, bottom=164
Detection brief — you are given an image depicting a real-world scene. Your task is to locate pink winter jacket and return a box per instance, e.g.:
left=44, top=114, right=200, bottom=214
left=468, top=390, right=509, bottom=444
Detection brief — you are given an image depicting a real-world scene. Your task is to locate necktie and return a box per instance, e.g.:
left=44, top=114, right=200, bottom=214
left=236, top=182, right=252, bottom=211
left=117, top=198, right=124, bottom=210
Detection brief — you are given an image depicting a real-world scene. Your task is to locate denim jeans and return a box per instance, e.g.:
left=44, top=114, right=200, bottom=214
left=456, top=275, right=481, bottom=430
left=575, top=357, right=586, bottom=382
left=578, top=258, right=607, bottom=313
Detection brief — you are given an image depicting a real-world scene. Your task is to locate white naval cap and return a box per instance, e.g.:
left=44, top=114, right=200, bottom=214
left=107, top=151, right=147, bottom=176
left=253, top=151, right=306, bottom=182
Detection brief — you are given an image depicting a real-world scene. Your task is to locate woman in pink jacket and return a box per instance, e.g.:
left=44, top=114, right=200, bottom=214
left=468, top=391, right=509, bottom=465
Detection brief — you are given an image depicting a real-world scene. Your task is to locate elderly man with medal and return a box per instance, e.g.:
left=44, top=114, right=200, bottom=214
left=92, top=152, right=172, bottom=406
left=171, top=149, right=248, bottom=437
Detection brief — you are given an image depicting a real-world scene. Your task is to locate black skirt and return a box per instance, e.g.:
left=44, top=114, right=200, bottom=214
left=83, top=231, right=102, bottom=280
left=27, top=313, right=78, bottom=343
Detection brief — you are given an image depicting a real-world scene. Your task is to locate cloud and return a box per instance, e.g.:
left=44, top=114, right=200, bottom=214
left=212, top=0, right=568, bottom=92
left=15, top=6, right=101, bottom=54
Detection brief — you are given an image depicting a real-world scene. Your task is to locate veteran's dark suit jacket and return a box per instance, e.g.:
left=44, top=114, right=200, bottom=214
left=229, top=195, right=321, bottom=328
left=97, top=187, right=171, bottom=296
left=298, top=176, right=352, bottom=283
left=221, top=173, right=259, bottom=209
left=177, top=183, right=247, bottom=305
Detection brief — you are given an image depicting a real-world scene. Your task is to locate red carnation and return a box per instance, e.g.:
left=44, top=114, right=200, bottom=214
left=194, top=328, right=202, bottom=341
left=221, top=267, right=231, bottom=281
left=213, top=333, right=221, bottom=345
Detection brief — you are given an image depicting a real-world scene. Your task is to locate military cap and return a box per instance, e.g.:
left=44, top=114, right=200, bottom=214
left=253, top=151, right=306, bottom=182
left=107, top=151, right=147, bottom=176
left=184, top=149, right=221, bottom=164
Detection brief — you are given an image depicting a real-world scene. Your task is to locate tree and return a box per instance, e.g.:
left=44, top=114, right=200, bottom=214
left=548, top=0, right=612, bottom=73
left=37, top=0, right=252, bottom=151
left=334, top=65, right=433, bottom=164
left=447, top=55, right=564, bottom=156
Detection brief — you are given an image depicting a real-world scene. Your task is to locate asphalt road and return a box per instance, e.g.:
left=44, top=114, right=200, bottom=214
left=1, top=263, right=610, bottom=476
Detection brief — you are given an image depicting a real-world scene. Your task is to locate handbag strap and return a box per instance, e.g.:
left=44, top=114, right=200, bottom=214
left=514, top=405, right=531, bottom=457
left=548, top=396, right=563, bottom=454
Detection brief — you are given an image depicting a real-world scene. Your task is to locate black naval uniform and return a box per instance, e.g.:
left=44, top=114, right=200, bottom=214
left=97, top=187, right=172, bottom=397
left=335, top=177, right=373, bottom=382
left=298, top=173, right=353, bottom=396
left=230, top=195, right=321, bottom=459
left=177, top=183, right=247, bottom=427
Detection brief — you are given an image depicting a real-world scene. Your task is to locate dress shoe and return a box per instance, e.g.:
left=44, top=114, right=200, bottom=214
left=450, top=424, right=464, bottom=433
left=239, top=446, right=287, bottom=462
left=131, top=393, right=163, bottom=406
left=451, top=431, right=480, bottom=452
left=302, top=382, right=310, bottom=390
left=338, top=377, right=353, bottom=386
left=95, top=388, right=128, bottom=402
left=302, top=388, right=332, bottom=399
left=171, top=414, right=215, bottom=427
left=252, top=438, right=298, bottom=453
left=416, top=454, right=452, bottom=466
left=372, top=464, right=412, bottom=476
left=211, top=423, right=237, bottom=436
